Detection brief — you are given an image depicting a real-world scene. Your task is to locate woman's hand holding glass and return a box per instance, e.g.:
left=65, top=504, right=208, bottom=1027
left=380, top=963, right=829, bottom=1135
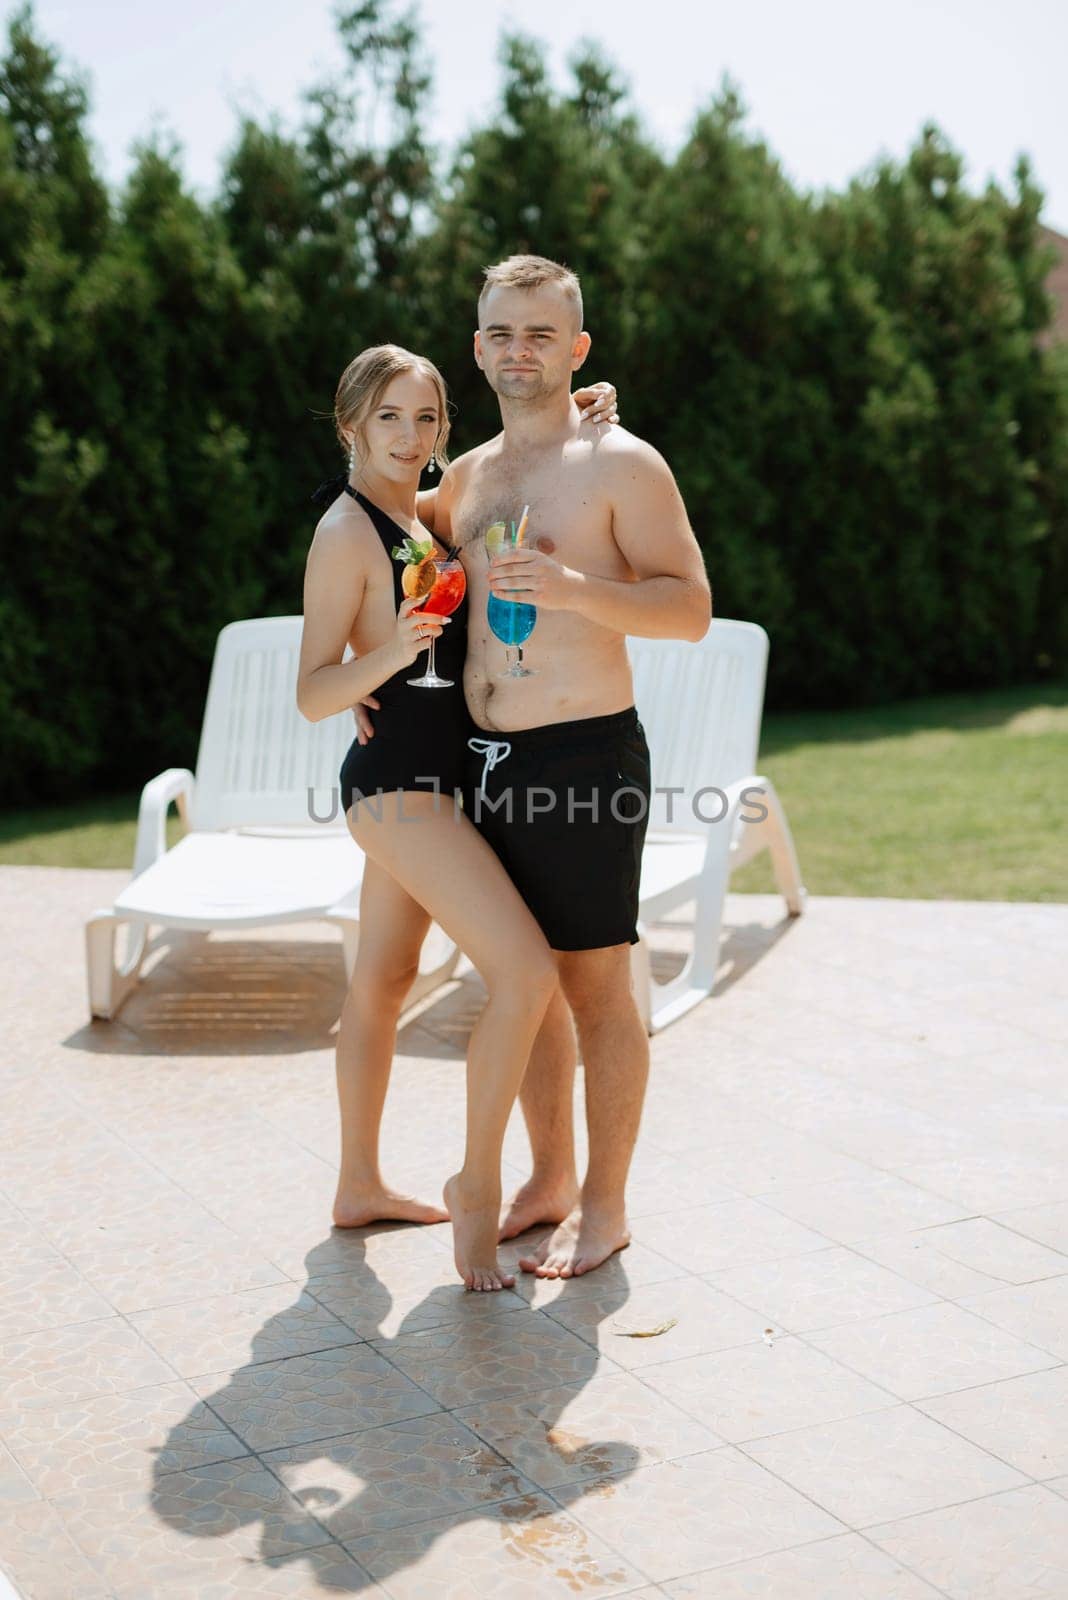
left=407, top=556, right=466, bottom=687
left=392, top=595, right=449, bottom=670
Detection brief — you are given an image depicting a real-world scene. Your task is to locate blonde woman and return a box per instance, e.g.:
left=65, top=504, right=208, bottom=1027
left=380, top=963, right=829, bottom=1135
left=297, top=346, right=616, bottom=1290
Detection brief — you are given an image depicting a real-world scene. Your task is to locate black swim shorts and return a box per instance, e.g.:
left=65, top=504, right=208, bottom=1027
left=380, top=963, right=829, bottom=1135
left=463, top=707, right=651, bottom=951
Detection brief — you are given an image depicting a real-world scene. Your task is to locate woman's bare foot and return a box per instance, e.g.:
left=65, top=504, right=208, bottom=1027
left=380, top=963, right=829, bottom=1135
left=518, top=1205, right=630, bottom=1278
left=444, top=1173, right=515, bottom=1291
left=332, top=1183, right=449, bottom=1229
left=499, top=1176, right=579, bottom=1241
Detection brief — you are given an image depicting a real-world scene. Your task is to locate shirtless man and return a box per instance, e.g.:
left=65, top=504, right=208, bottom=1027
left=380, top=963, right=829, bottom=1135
left=434, top=255, right=711, bottom=1278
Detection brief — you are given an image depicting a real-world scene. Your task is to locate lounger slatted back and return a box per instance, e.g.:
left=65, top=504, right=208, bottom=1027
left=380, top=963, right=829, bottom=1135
left=627, top=621, right=805, bottom=1032
left=629, top=621, right=766, bottom=833
left=192, top=617, right=352, bottom=832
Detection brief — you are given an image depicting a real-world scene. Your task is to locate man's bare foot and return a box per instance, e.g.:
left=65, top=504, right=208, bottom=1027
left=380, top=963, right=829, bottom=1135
left=499, top=1176, right=579, bottom=1241
left=444, top=1174, right=515, bottom=1292
left=518, top=1205, right=630, bottom=1278
left=332, top=1184, right=449, bottom=1229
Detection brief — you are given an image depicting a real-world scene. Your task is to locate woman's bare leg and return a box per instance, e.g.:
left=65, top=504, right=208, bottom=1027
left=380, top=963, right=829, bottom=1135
left=349, top=792, right=556, bottom=1290
left=333, top=856, right=449, bottom=1228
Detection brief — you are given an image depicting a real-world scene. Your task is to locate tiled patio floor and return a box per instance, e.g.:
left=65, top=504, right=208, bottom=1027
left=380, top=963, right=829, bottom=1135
left=2, top=866, right=1067, bottom=1598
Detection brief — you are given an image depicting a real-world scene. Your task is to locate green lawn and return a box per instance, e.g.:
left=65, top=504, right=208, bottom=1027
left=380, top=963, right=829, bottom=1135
left=1, top=682, right=1065, bottom=900
left=731, top=681, right=1068, bottom=901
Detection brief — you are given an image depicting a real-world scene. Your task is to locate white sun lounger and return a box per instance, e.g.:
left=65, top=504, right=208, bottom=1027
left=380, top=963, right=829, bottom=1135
left=627, top=621, right=806, bottom=1032
left=87, top=615, right=802, bottom=1035
left=85, top=617, right=460, bottom=1019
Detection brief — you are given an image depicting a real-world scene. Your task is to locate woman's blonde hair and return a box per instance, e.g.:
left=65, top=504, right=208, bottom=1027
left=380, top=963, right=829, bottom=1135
left=334, top=344, right=451, bottom=470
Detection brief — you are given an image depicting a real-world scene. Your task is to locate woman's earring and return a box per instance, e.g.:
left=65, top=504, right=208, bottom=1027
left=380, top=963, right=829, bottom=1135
left=427, top=453, right=437, bottom=474
left=348, top=441, right=357, bottom=472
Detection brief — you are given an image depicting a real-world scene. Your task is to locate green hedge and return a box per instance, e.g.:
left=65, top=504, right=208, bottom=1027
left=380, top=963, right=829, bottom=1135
left=1, top=3, right=1065, bottom=805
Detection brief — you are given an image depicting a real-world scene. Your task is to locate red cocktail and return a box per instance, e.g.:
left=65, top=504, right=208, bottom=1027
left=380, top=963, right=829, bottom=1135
left=408, top=557, right=466, bottom=688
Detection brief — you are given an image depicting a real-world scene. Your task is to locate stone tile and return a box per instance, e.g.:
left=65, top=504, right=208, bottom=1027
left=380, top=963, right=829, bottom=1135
left=0, top=1098, right=101, bottom=1156
left=623, top=1149, right=738, bottom=1214
left=111, top=1543, right=382, bottom=1597
left=758, top=1173, right=969, bottom=1244
left=992, top=1200, right=1068, bottom=1256
left=455, top=1369, right=721, bottom=1488
left=262, top=1414, right=536, bottom=1537
left=128, top=1284, right=360, bottom=1378
left=958, top=1276, right=1068, bottom=1360
left=909, top=1218, right=1068, bottom=1287
left=898, top=1153, right=1068, bottom=1213
left=806, top=1301, right=1061, bottom=1400
left=705, top=1245, right=938, bottom=1331
left=7, top=876, right=1068, bottom=1597
left=190, top=1344, right=439, bottom=1452
left=0, top=1252, right=117, bottom=1337
left=77, top=1235, right=292, bottom=1314
left=263, top=1221, right=449, bottom=1284
left=776, top=1104, right=987, bottom=1170
left=15, top=1175, right=191, bottom=1242
left=370, top=1315, right=605, bottom=1409
left=544, top=1276, right=778, bottom=1369
left=42, top=1201, right=249, bottom=1266
left=893, top=1014, right=1042, bottom=1061
left=0, top=1320, right=176, bottom=1417
left=852, top=1231, right=1006, bottom=1299
left=660, top=1531, right=944, bottom=1597
left=700, top=1129, right=878, bottom=1196
left=916, top=1366, right=1068, bottom=1480
left=50, top=1456, right=335, bottom=1588
left=0, top=1439, right=37, bottom=1507
left=344, top=1490, right=648, bottom=1597
left=0, top=1380, right=247, bottom=1497
left=557, top=1448, right=843, bottom=1582
left=508, top=1241, right=686, bottom=1310
left=633, top=1198, right=832, bottom=1274
left=0, top=1201, right=50, bottom=1263
left=0, top=1136, right=169, bottom=1205
left=868, top=1483, right=1068, bottom=1599
left=640, top=1335, right=894, bottom=1442
left=744, top=1404, right=1027, bottom=1527
left=306, top=1259, right=527, bottom=1340
left=0, top=1497, right=111, bottom=1598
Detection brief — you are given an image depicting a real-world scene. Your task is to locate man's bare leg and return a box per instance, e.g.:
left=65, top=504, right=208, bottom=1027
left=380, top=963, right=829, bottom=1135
left=519, top=945, right=648, bottom=1277
left=499, top=982, right=580, bottom=1239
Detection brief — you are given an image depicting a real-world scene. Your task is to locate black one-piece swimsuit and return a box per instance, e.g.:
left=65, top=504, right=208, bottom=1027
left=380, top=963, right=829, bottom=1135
left=336, top=487, right=472, bottom=813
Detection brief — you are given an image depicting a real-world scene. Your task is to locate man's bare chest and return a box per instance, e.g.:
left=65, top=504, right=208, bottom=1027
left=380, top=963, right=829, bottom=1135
left=454, top=458, right=617, bottom=575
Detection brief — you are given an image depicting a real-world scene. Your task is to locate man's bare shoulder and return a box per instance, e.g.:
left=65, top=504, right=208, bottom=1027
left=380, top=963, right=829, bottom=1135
left=586, top=424, right=674, bottom=486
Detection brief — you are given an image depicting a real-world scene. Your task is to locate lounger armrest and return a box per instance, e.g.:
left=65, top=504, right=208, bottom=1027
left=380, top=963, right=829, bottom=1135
left=132, top=768, right=195, bottom=878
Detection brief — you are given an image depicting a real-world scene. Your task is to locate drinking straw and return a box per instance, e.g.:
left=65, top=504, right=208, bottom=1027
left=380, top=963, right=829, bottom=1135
left=515, top=504, right=530, bottom=545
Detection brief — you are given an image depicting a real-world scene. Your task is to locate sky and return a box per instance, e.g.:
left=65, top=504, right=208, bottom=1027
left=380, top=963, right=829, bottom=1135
left=6, top=0, right=1068, bottom=232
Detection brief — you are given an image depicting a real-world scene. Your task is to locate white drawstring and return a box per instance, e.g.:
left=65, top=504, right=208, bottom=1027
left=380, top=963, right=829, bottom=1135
left=467, top=737, right=512, bottom=798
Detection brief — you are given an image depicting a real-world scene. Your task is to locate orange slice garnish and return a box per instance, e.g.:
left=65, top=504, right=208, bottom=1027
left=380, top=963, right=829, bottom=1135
left=402, top=557, right=436, bottom=601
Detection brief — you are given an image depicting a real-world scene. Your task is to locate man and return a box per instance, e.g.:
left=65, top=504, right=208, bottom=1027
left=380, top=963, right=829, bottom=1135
left=434, top=255, right=710, bottom=1278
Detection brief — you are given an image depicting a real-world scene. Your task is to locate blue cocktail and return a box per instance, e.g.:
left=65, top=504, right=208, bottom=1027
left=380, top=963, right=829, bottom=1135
left=486, top=519, right=537, bottom=678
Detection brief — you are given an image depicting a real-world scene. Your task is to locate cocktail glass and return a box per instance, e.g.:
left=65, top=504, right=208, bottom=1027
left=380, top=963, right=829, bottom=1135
left=486, top=520, right=536, bottom=678
left=407, top=556, right=466, bottom=688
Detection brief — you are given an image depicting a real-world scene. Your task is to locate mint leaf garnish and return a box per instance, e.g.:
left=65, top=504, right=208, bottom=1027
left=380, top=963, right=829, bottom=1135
left=390, top=537, right=433, bottom=564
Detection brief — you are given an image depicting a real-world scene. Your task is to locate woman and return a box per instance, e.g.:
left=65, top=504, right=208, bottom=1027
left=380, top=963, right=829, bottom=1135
left=297, top=345, right=616, bottom=1291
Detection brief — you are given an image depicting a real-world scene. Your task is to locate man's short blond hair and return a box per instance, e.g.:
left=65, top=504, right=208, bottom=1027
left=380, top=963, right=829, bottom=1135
left=478, top=255, right=584, bottom=330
